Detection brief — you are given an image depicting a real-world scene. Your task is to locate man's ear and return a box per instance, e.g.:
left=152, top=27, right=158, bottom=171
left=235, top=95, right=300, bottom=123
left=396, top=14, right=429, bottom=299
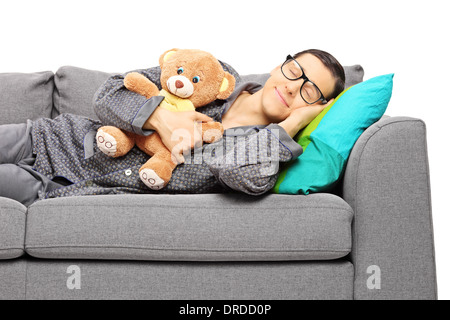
left=159, top=48, right=179, bottom=68
left=216, top=72, right=236, bottom=100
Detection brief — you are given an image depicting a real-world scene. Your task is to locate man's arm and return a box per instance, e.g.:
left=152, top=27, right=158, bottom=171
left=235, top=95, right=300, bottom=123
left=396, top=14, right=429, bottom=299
left=93, top=67, right=213, bottom=164
left=205, top=124, right=302, bottom=195
left=93, top=67, right=163, bottom=136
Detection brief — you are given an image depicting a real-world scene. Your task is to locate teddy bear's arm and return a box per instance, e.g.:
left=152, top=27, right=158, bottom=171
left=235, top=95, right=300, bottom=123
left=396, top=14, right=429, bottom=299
left=124, top=72, right=160, bottom=99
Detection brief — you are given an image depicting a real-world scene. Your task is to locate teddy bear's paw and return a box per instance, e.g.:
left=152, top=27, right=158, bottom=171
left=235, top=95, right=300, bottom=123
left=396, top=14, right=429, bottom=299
left=140, top=169, right=166, bottom=190
left=96, top=129, right=118, bottom=157
left=203, top=128, right=223, bottom=144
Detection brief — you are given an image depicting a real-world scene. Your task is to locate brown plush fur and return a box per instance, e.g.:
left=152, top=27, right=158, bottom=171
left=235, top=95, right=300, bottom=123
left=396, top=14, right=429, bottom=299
left=96, top=49, right=235, bottom=190
left=123, top=73, right=160, bottom=99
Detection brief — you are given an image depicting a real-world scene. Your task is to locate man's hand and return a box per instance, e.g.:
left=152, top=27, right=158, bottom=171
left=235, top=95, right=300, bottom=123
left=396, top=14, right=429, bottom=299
left=144, top=107, right=213, bottom=164
left=278, top=99, right=334, bottom=138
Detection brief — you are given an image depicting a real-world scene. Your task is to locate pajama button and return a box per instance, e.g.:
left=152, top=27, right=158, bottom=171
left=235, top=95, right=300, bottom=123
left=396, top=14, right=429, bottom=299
left=125, top=169, right=132, bottom=176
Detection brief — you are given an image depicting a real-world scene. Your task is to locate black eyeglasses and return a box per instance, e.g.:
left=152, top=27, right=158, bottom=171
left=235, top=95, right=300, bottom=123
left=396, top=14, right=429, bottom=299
left=281, top=55, right=327, bottom=105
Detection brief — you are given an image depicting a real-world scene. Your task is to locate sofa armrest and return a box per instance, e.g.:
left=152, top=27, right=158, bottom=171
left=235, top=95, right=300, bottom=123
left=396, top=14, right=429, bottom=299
left=343, top=116, right=437, bottom=300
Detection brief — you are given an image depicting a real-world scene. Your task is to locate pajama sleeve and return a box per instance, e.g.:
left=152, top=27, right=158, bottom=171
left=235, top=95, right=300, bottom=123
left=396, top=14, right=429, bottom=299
left=93, top=67, right=164, bottom=136
left=205, top=124, right=303, bottom=195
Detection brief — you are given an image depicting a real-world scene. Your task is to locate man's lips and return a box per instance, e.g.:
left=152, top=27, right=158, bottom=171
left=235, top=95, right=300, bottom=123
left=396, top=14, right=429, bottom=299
left=275, top=88, right=289, bottom=107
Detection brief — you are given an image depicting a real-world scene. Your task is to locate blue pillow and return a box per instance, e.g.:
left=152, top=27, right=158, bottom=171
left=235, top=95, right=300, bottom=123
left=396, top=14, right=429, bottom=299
left=273, top=73, right=394, bottom=194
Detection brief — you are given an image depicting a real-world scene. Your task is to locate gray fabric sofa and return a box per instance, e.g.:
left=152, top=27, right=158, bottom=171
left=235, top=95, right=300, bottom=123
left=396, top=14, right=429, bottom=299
left=0, top=65, right=437, bottom=300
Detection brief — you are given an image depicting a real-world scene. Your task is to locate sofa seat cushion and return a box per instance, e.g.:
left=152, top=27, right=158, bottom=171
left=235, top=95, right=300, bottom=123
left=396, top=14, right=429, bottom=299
left=25, top=193, right=353, bottom=261
left=0, top=197, right=27, bottom=259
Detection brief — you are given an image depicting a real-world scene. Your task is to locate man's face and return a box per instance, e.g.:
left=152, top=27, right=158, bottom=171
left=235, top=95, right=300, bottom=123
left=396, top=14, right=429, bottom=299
left=261, top=53, right=335, bottom=123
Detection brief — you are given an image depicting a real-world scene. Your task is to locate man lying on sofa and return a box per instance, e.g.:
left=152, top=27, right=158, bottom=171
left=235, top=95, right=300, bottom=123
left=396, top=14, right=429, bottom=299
left=0, top=49, right=344, bottom=206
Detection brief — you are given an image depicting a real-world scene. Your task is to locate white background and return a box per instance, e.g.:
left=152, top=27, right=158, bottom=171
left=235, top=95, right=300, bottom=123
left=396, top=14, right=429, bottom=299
left=1, top=0, right=448, bottom=299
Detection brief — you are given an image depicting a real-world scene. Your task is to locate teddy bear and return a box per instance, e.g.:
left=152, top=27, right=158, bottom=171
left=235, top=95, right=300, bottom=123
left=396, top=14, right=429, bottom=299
left=96, top=48, right=236, bottom=190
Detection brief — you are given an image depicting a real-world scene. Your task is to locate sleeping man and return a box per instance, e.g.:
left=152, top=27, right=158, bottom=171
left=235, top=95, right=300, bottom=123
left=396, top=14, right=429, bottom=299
left=0, top=49, right=345, bottom=206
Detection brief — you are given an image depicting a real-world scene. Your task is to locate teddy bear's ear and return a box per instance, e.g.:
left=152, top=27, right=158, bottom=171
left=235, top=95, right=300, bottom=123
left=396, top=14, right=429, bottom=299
left=216, top=72, right=236, bottom=100
left=159, top=49, right=179, bottom=67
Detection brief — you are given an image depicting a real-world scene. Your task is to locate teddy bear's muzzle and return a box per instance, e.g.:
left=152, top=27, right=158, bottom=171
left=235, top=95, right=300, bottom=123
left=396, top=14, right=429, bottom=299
left=167, top=75, right=194, bottom=98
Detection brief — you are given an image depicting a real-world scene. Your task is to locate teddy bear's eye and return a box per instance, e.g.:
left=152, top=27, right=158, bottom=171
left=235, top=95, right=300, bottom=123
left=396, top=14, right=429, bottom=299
left=177, top=67, right=184, bottom=75
left=192, top=76, right=200, bottom=84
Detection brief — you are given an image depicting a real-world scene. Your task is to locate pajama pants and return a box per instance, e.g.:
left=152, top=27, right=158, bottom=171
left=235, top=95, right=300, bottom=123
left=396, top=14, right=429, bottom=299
left=0, top=122, right=65, bottom=206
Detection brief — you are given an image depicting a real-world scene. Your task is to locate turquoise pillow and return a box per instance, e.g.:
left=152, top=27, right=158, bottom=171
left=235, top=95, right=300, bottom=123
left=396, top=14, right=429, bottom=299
left=273, top=73, right=394, bottom=195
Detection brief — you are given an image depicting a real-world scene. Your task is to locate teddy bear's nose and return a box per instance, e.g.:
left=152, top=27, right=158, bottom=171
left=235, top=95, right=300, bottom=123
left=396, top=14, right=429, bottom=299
left=175, top=80, right=184, bottom=89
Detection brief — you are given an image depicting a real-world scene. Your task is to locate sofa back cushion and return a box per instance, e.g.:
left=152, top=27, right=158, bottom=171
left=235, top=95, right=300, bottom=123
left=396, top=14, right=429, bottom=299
left=53, top=66, right=113, bottom=120
left=0, top=71, right=54, bottom=125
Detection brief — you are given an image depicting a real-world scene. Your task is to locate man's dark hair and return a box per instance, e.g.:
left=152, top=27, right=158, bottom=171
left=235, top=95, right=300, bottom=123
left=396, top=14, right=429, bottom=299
left=293, top=49, right=345, bottom=100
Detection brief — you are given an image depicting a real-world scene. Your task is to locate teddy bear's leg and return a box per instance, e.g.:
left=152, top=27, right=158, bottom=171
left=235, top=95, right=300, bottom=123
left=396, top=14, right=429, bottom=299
left=139, top=154, right=177, bottom=190
left=201, top=122, right=224, bottom=143
left=135, top=133, right=177, bottom=190
left=135, top=132, right=165, bottom=157
left=96, top=126, right=136, bottom=157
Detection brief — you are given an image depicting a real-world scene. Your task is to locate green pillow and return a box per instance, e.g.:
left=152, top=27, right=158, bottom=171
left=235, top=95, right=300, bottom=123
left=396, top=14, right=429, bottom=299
left=273, top=73, right=394, bottom=195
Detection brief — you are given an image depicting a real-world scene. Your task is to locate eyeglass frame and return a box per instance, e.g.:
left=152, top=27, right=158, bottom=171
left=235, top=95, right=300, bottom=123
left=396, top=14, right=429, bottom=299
left=281, top=55, right=327, bottom=105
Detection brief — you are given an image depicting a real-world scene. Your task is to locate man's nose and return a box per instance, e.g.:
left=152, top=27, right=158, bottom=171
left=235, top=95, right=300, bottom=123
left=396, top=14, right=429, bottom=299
left=286, top=79, right=303, bottom=95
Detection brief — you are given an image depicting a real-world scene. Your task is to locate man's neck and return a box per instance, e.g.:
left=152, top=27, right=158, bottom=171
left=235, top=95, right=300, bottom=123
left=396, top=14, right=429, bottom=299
left=222, top=90, right=269, bottom=129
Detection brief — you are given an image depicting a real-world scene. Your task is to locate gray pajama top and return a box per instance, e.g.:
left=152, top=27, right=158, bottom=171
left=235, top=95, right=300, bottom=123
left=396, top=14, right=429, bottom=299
left=30, top=65, right=303, bottom=199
